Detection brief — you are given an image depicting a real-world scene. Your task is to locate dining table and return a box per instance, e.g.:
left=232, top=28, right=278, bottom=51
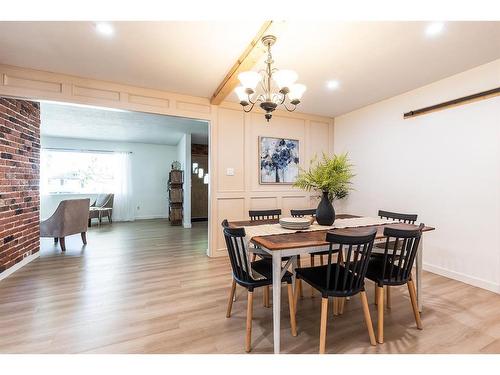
left=229, top=214, right=435, bottom=354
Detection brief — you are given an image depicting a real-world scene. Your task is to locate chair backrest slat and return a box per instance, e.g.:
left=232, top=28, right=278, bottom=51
left=378, top=210, right=417, bottom=224
left=290, top=208, right=316, bottom=218
left=324, top=229, right=377, bottom=295
left=380, top=224, right=424, bottom=284
left=249, top=209, right=282, bottom=221
left=221, top=220, right=253, bottom=283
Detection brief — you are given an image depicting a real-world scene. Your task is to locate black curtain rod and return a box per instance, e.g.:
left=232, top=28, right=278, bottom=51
left=404, top=87, right=500, bottom=119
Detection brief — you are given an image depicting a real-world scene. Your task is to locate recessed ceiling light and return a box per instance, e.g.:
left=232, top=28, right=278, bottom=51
left=95, top=22, right=114, bottom=37
left=326, top=80, right=340, bottom=90
left=425, top=22, right=444, bottom=37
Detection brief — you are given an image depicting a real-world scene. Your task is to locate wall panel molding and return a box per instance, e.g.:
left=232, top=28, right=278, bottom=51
left=4, top=74, right=63, bottom=93
left=0, top=64, right=212, bottom=120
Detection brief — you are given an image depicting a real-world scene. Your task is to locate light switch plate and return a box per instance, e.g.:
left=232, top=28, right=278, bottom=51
left=226, top=168, right=235, bottom=176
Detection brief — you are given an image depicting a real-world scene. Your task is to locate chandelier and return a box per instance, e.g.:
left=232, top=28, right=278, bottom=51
left=234, top=35, right=306, bottom=122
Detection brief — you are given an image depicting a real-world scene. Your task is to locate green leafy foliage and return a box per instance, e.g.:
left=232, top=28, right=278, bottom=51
left=293, top=153, right=355, bottom=201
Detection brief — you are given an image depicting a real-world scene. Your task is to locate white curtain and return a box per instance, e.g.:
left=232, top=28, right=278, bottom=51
left=112, top=152, right=135, bottom=222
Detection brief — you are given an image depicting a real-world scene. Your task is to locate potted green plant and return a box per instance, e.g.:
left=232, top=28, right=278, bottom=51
left=293, top=153, right=355, bottom=225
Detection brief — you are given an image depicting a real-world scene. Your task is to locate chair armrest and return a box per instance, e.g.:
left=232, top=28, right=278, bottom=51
left=40, top=210, right=62, bottom=237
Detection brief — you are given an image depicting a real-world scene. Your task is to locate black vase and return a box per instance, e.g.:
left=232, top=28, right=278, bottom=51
left=316, top=191, right=335, bottom=226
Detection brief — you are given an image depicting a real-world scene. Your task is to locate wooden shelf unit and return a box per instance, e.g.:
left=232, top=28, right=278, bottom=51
left=168, top=170, right=183, bottom=226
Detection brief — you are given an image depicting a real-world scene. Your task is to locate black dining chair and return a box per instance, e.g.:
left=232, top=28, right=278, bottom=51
left=365, top=224, right=424, bottom=344
left=249, top=209, right=282, bottom=221
left=248, top=209, right=302, bottom=303
left=373, top=210, right=418, bottom=308
left=291, top=208, right=332, bottom=297
left=221, top=220, right=297, bottom=352
left=295, top=229, right=378, bottom=353
left=290, top=208, right=316, bottom=218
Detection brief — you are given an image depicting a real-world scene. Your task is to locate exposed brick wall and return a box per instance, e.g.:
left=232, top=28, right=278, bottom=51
left=191, top=143, right=208, bottom=155
left=0, top=98, right=40, bottom=273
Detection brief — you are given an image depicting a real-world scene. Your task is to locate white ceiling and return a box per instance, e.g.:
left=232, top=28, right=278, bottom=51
left=40, top=102, right=208, bottom=145
left=242, top=21, right=500, bottom=116
left=0, top=21, right=262, bottom=98
left=1, top=21, right=500, bottom=117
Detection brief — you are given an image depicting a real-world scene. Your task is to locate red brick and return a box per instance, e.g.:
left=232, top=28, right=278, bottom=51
left=0, top=97, right=40, bottom=273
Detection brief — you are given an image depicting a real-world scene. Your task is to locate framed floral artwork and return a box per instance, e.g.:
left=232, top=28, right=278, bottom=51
left=259, top=136, right=299, bottom=184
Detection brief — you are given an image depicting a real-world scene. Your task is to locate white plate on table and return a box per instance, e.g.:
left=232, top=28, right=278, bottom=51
left=279, top=217, right=312, bottom=230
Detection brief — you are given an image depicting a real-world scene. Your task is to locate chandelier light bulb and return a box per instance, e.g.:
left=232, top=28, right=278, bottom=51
left=288, top=83, right=307, bottom=102
left=234, top=86, right=249, bottom=103
left=273, top=69, right=298, bottom=91
left=237, top=71, right=261, bottom=91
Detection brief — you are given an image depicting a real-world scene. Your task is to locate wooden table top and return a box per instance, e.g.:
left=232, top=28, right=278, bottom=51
left=229, top=214, right=435, bottom=251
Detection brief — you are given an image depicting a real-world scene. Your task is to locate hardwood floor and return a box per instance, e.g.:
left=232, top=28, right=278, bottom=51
left=0, top=219, right=499, bottom=354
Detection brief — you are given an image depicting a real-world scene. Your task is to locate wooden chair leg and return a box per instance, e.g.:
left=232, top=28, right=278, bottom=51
left=333, top=297, right=339, bottom=316
left=310, top=255, right=315, bottom=297
left=376, top=285, right=384, bottom=343
left=407, top=280, right=423, bottom=329
left=81, top=232, right=87, bottom=245
left=360, top=291, right=377, bottom=346
left=339, top=297, right=346, bottom=315
left=374, top=283, right=379, bottom=305
left=294, top=279, right=299, bottom=309
left=245, top=291, right=253, bottom=353
left=287, top=283, right=297, bottom=337
left=226, top=279, right=236, bottom=318
left=59, top=237, right=66, bottom=252
left=319, top=297, right=329, bottom=354
left=386, top=286, right=391, bottom=309
left=297, top=257, right=303, bottom=298
left=263, top=285, right=270, bottom=308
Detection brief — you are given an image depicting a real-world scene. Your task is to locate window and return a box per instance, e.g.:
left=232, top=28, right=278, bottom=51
left=41, top=149, right=117, bottom=194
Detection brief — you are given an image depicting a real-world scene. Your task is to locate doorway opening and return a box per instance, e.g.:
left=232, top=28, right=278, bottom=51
left=38, top=101, right=210, bottom=256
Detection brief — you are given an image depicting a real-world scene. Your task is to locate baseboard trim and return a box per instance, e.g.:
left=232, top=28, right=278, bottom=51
left=424, top=262, right=500, bottom=294
left=0, top=252, right=40, bottom=282
left=130, top=215, right=168, bottom=220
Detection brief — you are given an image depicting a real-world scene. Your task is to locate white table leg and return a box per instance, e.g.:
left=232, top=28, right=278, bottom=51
left=416, top=238, right=423, bottom=312
left=272, top=250, right=282, bottom=354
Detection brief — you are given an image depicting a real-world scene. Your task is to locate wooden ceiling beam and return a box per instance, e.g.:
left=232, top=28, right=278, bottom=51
left=210, top=21, right=273, bottom=105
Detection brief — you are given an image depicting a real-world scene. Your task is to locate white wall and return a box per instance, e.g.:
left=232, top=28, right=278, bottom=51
left=334, top=59, right=500, bottom=293
left=176, top=133, right=192, bottom=228
left=41, top=136, right=178, bottom=221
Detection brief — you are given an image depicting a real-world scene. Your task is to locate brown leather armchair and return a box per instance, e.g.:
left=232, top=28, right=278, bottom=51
left=40, top=198, right=90, bottom=251
left=88, top=193, right=114, bottom=227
